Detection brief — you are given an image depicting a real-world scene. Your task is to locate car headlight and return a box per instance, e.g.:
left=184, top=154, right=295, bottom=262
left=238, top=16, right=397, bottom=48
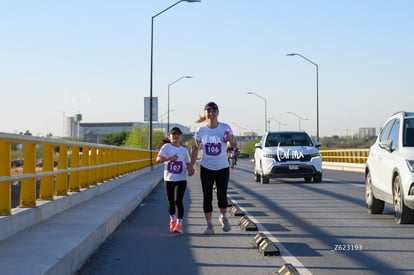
left=263, top=154, right=276, bottom=159
left=406, top=160, right=414, bottom=172
left=310, top=152, right=321, bottom=159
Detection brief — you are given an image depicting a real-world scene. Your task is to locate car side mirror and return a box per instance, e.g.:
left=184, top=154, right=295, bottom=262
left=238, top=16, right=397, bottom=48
left=255, top=143, right=262, bottom=149
left=379, top=140, right=393, bottom=152
left=314, top=142, right=321, bottom=148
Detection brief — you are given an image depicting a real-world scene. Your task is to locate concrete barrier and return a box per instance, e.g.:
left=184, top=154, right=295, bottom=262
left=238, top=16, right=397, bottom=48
left=0, top=167, right=155, bottom=241
left=0, top=165, right=163, bottom=275
left=323, top=162, right=365, bottom=173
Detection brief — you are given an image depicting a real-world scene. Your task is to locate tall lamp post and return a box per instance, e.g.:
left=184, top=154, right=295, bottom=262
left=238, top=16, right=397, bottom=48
left=286, top=53, right=319, bottom=141
left=149, top=0, right=200, bottom=168
left=167, top=75, right=192, bottom=131
left=247, top=92, right=268, bottom=133
left=286, top=111, right=308, bottom=131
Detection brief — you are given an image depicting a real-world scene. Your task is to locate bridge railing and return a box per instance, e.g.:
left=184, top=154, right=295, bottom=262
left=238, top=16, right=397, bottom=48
left=319, top=149, right=369, bottom=164
left=0, top=133, right=155, bottom=216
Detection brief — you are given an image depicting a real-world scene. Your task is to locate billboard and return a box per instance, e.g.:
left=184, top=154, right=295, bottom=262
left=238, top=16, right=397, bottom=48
left=144, top=97, right=158, bottom=122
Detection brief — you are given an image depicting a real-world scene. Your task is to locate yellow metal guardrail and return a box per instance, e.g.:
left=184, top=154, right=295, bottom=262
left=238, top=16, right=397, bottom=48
left=320, top=149, right=369, bottom=164
left=0, top=133, right=155, bottom=216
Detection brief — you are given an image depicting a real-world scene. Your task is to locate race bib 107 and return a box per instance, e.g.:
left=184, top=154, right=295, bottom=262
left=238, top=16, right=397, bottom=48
left=167, top=161, right=183, bottom=174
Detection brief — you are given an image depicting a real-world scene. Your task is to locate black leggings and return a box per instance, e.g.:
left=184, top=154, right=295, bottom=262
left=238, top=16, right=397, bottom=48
left=200, top=166, right=229, bottom=213
left=164, top=180, right=187, bottom=219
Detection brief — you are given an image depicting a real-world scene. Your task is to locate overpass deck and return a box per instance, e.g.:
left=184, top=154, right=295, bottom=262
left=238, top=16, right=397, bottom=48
left=0, top=162, right=364, bottom=275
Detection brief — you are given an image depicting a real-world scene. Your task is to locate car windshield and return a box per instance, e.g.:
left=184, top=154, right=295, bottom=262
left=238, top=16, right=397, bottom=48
left=265, top=133, right=313, bottom=147
left=403, top=118, right=414, bottom=147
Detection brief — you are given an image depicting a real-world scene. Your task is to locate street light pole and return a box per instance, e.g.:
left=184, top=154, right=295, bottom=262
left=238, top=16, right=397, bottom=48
left=247, top=92, right=268, bottom=133
left=287, top=53, right=319, bottom=141
left=286, top=111, right=308, bottom=131
left=149, top=0, right=200, bottom=169
left=167, top=75, right=192, bottom=131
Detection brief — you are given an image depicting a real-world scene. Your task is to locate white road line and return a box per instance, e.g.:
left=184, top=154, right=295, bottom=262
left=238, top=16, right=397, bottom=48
left=228, top=171, right=362, bottom=274
left=350, top=183, right=363, bottom=187
left=233, top=201, right=313, bottom=275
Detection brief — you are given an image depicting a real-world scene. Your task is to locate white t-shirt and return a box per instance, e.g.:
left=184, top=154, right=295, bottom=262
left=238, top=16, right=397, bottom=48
left=194, top=122, right=233, bottom=170
left=158, top=143, right=191, bottom=181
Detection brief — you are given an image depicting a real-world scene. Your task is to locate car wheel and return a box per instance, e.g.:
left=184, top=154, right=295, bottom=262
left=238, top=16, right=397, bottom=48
left=313, top=174, right=322, bottom=183
left=393, top=175, right=414, bottom=224
left=260, top=174, right=269, bottom=184
left=365, top=171, right=384, bottom=214
left=304, top=176, right=312, bottom=182
left=259, top=163, right=269, bottom=184
left=253, top=161, right=260, bottom=182
left=254, top=171, right=260, bottom=182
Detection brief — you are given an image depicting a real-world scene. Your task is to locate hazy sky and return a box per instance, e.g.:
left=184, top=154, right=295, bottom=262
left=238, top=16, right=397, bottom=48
left=1, top=0, right=413, bottom=137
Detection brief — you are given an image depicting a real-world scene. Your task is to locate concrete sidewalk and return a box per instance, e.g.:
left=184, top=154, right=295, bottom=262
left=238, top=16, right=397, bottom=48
left=0, top=166, right=163, bottom=275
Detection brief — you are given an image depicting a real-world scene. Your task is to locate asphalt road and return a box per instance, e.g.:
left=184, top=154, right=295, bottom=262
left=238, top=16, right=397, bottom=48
left=77, top=159, right=414, bottom=275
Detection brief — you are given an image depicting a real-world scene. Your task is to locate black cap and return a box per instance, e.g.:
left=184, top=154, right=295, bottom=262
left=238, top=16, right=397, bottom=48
left=204, top=102, right=219, bottom=111
left=169, top=127, right=182, bottom=135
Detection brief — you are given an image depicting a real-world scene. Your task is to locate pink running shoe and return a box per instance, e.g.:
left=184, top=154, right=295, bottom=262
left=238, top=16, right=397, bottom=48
left=174, top=223, right=183, bottom=234
left=169, top=220, right=177, bottom=233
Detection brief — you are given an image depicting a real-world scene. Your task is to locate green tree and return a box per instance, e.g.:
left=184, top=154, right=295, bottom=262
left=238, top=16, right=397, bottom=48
left=243, top=138, right=261, bottom=158
left=19, top=130, right=32, bottom=136
left=319, top=135, right=376, bottom=149
left=101, top=131, right=128, bottom=146
left=124, top=127, right=165, bottom=149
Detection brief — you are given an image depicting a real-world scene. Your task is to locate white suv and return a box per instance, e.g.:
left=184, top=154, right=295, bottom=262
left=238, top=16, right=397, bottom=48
left=365, top=111, right=414, bottom=224
left=253, top=131, right=322, bottom=184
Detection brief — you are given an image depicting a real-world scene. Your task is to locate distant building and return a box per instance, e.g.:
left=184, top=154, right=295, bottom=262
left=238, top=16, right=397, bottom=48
left=359, top=127, right=376, bottom=138
left=80, top=122, right=138, bottom=143
left=66, top=117, right=190, bottom=143
left=243, top=131, right=258, bottom=137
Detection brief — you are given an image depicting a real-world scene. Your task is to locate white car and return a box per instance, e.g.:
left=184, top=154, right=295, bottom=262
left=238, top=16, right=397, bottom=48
left=253, top=131, right=322, bottom=184
left=365, top=111, right=414, bottom=224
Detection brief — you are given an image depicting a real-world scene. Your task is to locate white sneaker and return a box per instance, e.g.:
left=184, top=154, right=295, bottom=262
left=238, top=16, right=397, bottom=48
left=219, top=216, right=231, bottom=232
left=203, top=224, right=215, bottom=235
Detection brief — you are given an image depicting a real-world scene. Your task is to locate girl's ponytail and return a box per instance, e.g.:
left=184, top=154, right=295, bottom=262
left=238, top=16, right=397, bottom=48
left=196, top=115, right=206, bottom=123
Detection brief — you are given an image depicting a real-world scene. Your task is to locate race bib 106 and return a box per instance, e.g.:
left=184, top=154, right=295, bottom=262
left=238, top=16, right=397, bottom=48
left=204, top=143, right=221, bottom=156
